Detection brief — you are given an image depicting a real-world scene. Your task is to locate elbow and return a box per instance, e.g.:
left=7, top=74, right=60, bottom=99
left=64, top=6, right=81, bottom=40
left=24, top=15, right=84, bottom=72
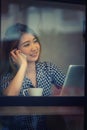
left=3, top=89, right=19, bottom=96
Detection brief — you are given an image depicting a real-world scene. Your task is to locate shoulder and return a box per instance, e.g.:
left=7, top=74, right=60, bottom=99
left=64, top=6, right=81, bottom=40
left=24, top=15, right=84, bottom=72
left=36, top=61, right=59, bottom=70
left=0, top=72, right=13, bottom=85
left=36, top=61, right=52, bottom=67
left=37, top=62, right=65, bottom=75
left=0, top=72, right=12, bottom=78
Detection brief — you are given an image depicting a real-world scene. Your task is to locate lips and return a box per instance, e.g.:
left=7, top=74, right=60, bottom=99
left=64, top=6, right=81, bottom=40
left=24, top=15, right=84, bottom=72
left=30, top=52, right=38, bottom=57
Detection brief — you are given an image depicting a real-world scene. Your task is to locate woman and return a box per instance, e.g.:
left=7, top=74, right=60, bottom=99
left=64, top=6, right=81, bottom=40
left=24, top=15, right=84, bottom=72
left=0, top=23, right=65, bottom=129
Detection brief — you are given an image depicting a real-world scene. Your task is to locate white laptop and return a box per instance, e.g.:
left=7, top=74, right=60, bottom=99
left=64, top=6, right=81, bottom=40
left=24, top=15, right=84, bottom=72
left=60, top=65, right=85, bottom=96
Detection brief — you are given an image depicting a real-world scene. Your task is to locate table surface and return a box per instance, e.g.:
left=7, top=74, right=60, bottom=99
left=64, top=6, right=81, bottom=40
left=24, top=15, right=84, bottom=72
left=0, top=106, right=84, bottom=115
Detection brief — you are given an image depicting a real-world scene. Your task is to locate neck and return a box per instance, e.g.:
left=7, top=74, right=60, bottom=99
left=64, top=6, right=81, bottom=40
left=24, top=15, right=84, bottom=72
left=26, top=62, right=36, bottom=73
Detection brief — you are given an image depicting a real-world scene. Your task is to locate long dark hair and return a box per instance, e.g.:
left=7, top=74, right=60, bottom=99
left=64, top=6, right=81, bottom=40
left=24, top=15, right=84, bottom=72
left=0, top=23, right=41, bottom=76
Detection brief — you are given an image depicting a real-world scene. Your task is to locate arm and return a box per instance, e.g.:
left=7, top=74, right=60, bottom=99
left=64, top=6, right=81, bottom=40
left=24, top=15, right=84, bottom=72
left=49, top=63, right=66, bottom=88
left=3, top=49, right=27, bottom=96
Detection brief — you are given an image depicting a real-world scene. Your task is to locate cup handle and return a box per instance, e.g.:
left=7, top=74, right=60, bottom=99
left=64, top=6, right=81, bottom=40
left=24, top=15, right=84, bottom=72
left=23, top=89, right=28, bottom=96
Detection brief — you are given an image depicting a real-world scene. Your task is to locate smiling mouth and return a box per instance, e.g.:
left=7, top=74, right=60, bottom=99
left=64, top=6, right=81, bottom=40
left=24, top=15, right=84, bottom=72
left=30, top=52, right=38, bottom=57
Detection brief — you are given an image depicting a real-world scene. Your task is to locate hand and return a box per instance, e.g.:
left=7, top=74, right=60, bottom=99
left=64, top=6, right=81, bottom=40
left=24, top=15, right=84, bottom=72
left=10, top=49, right=27, bottom=68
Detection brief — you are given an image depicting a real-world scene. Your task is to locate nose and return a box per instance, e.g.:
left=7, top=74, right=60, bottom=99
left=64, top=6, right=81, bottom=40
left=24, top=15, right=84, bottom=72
left=31, top=44, right=37, bottom=51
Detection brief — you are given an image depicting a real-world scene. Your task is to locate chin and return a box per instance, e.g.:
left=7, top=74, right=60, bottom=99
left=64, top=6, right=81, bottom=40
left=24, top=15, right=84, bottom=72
left=27, top=58, right=38, bottom=62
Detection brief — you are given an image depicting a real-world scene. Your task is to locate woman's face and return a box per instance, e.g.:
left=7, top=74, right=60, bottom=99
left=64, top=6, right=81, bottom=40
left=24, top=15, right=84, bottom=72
left=18, top=33, right=40, bottom=63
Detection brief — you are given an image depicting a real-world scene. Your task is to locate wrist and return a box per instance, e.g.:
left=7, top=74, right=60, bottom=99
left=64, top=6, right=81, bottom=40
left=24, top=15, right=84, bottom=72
left=19, top=63, right=27, bottom=72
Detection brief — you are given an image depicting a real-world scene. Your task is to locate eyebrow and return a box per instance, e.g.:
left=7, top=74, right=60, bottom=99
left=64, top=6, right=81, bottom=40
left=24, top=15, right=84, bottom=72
left=21, top=40, right=30, bottom=45
left=20, top=38, right=36, bottom=45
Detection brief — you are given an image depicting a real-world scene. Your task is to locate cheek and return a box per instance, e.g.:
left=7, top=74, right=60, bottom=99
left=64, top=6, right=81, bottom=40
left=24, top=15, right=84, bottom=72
left=22, top=49, right=30, bottom=55
left=37, top=44, right=41, bottom=50
left=18, top=47, right=30, bottom=55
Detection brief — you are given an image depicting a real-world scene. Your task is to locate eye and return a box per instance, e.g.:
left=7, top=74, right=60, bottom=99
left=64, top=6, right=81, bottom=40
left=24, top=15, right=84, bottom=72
left=23, top=42, right=30, bottom=47
left=33, top=39, right=38, bottom=43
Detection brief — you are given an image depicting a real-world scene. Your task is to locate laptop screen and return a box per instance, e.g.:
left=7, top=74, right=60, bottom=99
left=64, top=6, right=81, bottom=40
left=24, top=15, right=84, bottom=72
left=60, top=65, right=85, bottom=96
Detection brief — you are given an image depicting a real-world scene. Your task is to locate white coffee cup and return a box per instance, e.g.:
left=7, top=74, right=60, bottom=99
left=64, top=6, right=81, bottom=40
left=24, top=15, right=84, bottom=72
left=28, top=88, right=43, bottom=96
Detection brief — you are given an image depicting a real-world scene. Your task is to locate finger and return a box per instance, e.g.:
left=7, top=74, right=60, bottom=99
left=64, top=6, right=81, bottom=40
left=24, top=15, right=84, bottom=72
left=20, top=53, right=27, bottom=58
left=11, top=49, right=17, bottom=53
left=15, top=50, right=27, bottom=58
left=15, top=50, right=22, bottom=55
left=10, top=50, right=17, bottom=60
